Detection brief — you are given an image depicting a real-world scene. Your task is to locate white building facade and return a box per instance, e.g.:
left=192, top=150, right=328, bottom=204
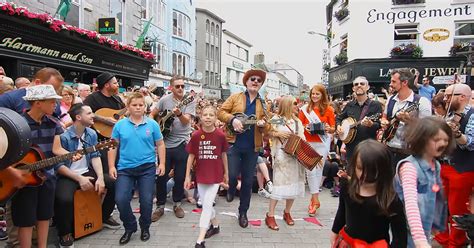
left=326, top=0, right=474, bottom=97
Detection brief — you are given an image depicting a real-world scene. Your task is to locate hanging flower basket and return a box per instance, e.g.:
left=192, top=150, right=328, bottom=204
left=449, top=42, right=471, bottom=57
left=0, top=2, right=155, bottom=60
left=390, top=44, right=423, bottom=59
left=334, top=51, right=348, bottom=66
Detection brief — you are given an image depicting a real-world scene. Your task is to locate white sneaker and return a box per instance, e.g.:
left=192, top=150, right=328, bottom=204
left=258, top=188, right=271, bottom=198
left=265, top=181, right=274, bottom=193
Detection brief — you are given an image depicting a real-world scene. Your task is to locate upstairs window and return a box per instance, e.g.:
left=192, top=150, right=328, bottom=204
left=394, top=24, right=419, bottom=46
left=173, top=11, right=190, bottom=40
left=454, top=21, right=474, bottom=44
left=392, top=0, right=425, bottom=4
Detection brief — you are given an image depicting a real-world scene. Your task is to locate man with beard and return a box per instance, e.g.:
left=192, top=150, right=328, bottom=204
left=336, top=76, right=382, bottom=162
left=381, top=68, right=431, bottom=168
left=83, top=72, right=123, bottom=229
left=434, top=83, right=474, bottom=248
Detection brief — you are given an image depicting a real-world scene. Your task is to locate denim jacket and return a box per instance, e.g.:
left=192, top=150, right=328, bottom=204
left=394, top=155, right=447, bottom=245
left=58, top=125, right=101, bottom=169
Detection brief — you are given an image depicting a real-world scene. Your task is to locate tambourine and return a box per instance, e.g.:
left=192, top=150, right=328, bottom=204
left=0, top=107, right=31, bottom=170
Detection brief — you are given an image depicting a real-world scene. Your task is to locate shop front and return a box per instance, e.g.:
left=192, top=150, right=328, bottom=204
left=328, top=57, right=469, bottom=99
left=0, top=4, right=153, bottom=88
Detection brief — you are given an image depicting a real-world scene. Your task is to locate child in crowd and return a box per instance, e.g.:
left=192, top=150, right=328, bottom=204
left=395, top=116, right=455, bottom=247
left=331, top=140, right=407, bottom=247
left=185, top=105, right=229, bottom=248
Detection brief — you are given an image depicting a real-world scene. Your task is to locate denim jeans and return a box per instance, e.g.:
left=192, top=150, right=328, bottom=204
left=156, top=142, right=188, bottom=206
left=227, top=145, right=258, bottom=214
left=115, top=163, right=155, bottom=232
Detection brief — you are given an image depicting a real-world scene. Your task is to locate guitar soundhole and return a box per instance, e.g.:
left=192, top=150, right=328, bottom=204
left=113, top=114, right=120, bottom=120
left=0, top=180, right=3, bottom=188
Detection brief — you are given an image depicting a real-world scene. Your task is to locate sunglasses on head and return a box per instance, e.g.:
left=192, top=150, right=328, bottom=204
left=353, top=82, right=366, bottom=86
left=250, top=77, right=262, bottom=83
left=174, top=84, right=185, bottom=89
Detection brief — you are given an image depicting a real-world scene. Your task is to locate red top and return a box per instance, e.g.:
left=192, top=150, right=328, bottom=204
left=186, top=128, right=229, bottom=184
left=298, top=105, right=336, bottom=143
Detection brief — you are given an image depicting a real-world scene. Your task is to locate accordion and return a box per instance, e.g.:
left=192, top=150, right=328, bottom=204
left=282, top=134, right=323, bottom=171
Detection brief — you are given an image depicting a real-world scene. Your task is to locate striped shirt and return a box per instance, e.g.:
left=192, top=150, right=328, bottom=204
left=399, top=162, right=429, bottom=243
left=23, top=112, right=64, bottom=177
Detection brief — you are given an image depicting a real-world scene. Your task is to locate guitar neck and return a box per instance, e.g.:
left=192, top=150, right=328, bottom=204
left=18, top=147, right=94, bottom=172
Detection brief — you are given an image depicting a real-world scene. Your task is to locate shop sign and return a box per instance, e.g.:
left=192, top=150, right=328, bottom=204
left=330, top=67, right=352, bottom=86
left=232, top=61, right=243, bottom=70
left=98, top=18, right=118, bottom=35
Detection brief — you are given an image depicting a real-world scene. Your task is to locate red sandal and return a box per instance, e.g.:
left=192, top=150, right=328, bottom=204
left=265, top=213, right=279, bottom=231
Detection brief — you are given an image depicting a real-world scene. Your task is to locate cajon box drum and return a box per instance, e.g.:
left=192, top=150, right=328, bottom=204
left=74, top=189, right=103, bottom=239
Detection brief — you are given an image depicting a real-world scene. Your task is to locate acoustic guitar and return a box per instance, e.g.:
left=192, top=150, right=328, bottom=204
left=381, top=103, right=419, bottom=143
left=155, top=95, right=194, bottom=137
left=0, top=139, right=117, bottom=204
left=227, top=112, right=285, bottom=135
left=92, top=108, right=127, bottom=138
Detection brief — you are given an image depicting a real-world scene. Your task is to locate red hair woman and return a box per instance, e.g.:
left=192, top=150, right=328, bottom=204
left=298, top=84, right=335, bottom=216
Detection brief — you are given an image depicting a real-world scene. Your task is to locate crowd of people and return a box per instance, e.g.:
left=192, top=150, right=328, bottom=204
left=0, top=65, right=473, bottom=248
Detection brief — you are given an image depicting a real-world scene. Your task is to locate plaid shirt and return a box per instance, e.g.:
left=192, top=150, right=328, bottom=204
left=458, top=105, right=474, bottom=151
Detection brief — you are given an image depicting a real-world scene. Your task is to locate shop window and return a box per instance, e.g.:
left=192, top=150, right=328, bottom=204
left=454, top=21, right=474, bottom=44
left=173, top=11, right=191, bottom=40
left=394, top=24, right=418, bottom=46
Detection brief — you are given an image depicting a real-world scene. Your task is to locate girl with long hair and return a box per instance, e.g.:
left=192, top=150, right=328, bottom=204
left=265, top=95, right=306, bottom=231
left=395, top=117, right=455, bottom=247
left=298, top=84, right=335, bottom=216
left=60, top=85, right=76, bottom=128
left=331, top=140, right=407, bottom=247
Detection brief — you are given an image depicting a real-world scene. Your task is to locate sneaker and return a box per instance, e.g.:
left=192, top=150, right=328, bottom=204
left=152, top=207, right=164, bottom=222
left=258, top=188, right=271, bottom=198
left=195, top=241, right=206, bottom=248
left=173, top=206, right=185, bottom=218
left=0, top=228, right=7, bottom=241
left=58, top=233, right=74, bottom=247
left=265, top=180, right=274, bottom=193
left=204, top=225, right=220, bottom=239
left=103, top=216, right=121, bottom=229
left=197, top=199, right=202, bottom=208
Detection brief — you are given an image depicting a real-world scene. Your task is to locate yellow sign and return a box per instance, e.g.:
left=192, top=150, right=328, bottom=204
left=423, top=28, right=450, bottom=42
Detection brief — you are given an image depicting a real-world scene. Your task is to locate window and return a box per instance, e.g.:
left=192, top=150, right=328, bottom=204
left=211, top=45, right=214, bottom=61
left=172, top=53, right=188, bottom=76
left=454, top=21, right=474, bottom=44
left=215, top=47, right=219, bottom=61
left=110, top=0, right=124, bottom=42
left=206, top=44, right=209, bottom=59
left=215, top=25, right=219, bottom=36
left=394, top=24, right=418, bottom=46
left=205, top=71, right=210, bottom=86
left=340, top=34, right=348, bottom=52
left=211, top=23, right=215, bottom=36
left=158, top=0, right=166, bottom=29
left=152, top=43, right=166, bottom=70
left=206, top=20, right=210, bottom=33
left=64, top=0, right=80, bottom=27
left=392, top=0, right=425, bottom=4
left=173, top=11, right=191, bottom=40
left=239, top=48, right=248, bottom=61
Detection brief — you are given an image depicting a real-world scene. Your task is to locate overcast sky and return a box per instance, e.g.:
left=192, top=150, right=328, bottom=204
left=196, top=0, right=328, bottom=86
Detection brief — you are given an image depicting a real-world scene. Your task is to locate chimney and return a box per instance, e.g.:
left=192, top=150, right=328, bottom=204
left=254, top=52, right=265, bottom=65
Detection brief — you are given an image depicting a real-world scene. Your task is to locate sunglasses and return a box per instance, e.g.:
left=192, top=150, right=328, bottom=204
left=174, top=85, right=185, bottom=89
left=250, top=77, right=263, bottom=83
left=353, top=82, right=366, bottom=86
left=444, top=93, right=462, bottom=98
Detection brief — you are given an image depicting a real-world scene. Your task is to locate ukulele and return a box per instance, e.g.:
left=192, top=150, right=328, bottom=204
left=381, top=103, right=419, bottom=143
left=156, top=95, right=195, bottom=137
left=0, top=139, right=117, bottom=204
left=92, top=108, right=127, bottom=138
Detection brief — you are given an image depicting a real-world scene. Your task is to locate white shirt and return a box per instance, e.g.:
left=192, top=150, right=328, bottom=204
left=384, top=92, right=432, bottom=149
left=70, top=134, right=89, bottom=175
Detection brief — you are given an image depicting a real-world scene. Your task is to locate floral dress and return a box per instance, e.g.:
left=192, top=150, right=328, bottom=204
left=270, top=116, right=306, bottom=201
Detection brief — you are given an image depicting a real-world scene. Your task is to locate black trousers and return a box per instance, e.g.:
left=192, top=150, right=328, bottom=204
left=54, top=170, right=115, bottom=236
left=156, top=142, right=188, bottom=206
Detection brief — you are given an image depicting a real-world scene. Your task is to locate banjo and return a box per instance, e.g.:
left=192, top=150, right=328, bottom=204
left=339, top=113, right=381, bottom=144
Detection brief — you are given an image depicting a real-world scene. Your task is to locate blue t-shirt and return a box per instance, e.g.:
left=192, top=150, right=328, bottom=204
left=111, top=117, right=163, bottom=170
left=418, top=84, right=436, bottom=101
left=234, top=91, right=257, bottom=151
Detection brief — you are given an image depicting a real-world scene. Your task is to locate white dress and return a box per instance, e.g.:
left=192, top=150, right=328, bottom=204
left=270, top=116, right=306, bottom=201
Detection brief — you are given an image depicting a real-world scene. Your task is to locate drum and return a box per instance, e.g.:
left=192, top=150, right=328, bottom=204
left=0, top=108, right=31, bottom=170
left=283, top=134, right=323, bottom=171
left=74, top=189, right=103, bottom=239
left=339, top=117, right=357, bottom=144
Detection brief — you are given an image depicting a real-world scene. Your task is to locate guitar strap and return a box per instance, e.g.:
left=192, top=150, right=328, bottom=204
left=358, top=100, right=371, bottom=121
